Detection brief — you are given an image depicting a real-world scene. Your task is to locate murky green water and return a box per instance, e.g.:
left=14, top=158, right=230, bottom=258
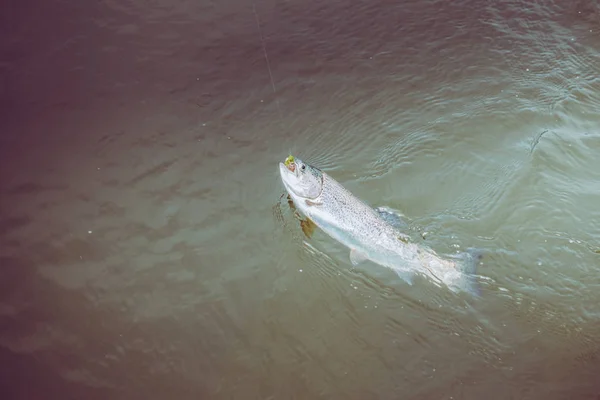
left=1, top=0, right=600, bottom=398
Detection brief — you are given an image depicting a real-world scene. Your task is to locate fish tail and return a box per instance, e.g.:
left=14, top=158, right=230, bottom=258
left=456, top=248, right=484, bottom=296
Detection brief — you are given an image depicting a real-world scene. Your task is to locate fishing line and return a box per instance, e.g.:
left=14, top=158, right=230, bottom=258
left=252, top=3, right=283, bottom=123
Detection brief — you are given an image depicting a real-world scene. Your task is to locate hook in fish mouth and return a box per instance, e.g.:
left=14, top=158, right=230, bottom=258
left=284, top=154, right=295, bottom=172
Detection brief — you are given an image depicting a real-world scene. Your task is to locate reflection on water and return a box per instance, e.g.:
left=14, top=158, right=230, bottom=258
left=1, top=0, right=600, bottom=398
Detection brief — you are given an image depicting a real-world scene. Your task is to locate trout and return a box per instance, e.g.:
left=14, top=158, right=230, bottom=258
left=279, top=155, right=482, bottom=295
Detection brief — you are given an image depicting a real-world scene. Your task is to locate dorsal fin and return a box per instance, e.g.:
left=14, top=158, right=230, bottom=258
left=397, top=234, right=410, bottom=244
left=375, top=206, right=408, bottom=229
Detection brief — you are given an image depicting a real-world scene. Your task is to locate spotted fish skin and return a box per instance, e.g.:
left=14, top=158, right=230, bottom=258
left=279, top=157, right=481, bottom=295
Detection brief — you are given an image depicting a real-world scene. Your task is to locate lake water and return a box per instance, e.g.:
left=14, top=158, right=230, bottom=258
left=1, top=0, right=600, bottom=398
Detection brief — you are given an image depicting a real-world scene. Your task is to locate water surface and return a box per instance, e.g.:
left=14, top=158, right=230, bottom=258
left=1, top=0, right=600, bottom=398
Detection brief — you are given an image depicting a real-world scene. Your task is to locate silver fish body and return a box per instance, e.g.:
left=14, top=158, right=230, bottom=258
left=279, top=157, right=481, bottom=295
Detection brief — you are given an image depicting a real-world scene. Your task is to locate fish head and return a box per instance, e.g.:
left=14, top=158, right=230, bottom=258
left=279, top=156, right=323, bottom=200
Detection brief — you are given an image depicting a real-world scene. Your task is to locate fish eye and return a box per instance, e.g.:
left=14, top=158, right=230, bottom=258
left=301, top=164, right=306, bottom=171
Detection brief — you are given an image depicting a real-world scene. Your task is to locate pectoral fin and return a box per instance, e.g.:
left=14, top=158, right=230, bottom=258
left=300, top=218, right=316, bottom=238
left=349, top=249, right=368, bottom=266
left=286, top=194, right=296, bottom=210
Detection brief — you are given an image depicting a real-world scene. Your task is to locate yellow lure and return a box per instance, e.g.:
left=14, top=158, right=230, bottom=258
left=284, top=155, right=295, bottom=167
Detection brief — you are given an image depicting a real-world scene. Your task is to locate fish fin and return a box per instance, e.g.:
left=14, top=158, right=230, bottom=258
left=375, top=206, right=408, bottom=229
left=305, top=199, right=322, bottom=207
left=300, top=218, right=316, bottom=238
left=349, top=249, right=368, bottom=266
left=393, top=269, right=414, bottom=285
left=287, top=194, right=296, bottom=210
left=397, top=234, right=410, bottom=244
left=455, top=248, right=484, bottom=296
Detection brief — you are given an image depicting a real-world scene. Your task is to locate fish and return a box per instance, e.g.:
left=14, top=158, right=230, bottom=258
left=278, top=155, right=482, bottom=295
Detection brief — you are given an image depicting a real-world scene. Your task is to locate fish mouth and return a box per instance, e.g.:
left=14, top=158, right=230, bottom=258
left=279, top=162, right=301, bottom=196
left=280, top=156, right=299, bottom=179
left=279, top=162, right=297, bottom=180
